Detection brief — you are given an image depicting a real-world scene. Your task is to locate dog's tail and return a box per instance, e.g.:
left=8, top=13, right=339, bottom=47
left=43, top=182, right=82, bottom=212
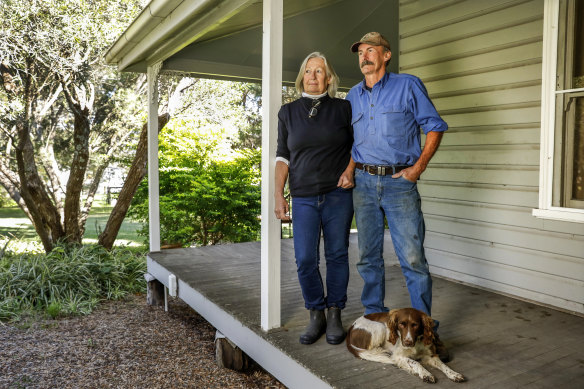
left=356, top=348, right=395, bottom=364
left=346, top=324, right=361, bottom=358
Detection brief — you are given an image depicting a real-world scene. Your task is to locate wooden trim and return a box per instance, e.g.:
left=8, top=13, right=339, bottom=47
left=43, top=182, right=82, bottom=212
left=536, top=0, right=559, bottom=212
left=532, top=207, right=584, bottom=222
left=147, top=63, right=162, bottom=252
left=260, top=0, right=283, bottom=331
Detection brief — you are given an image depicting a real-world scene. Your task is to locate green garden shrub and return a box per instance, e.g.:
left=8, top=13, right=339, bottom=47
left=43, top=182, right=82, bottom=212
left=129, top=120, right=261, bottom=247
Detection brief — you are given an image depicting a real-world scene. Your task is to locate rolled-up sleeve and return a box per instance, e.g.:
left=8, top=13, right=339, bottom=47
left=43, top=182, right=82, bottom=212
left=276, top=107, right=290, bottom=162
left=410, top=77, right=448, bottom=134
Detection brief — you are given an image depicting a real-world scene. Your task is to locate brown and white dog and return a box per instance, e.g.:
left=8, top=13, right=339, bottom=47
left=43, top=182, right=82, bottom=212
left=346, top=308, right=465, bottom=383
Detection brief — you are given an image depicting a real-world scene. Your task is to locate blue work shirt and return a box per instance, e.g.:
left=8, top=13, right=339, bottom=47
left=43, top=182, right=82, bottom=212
left=346, top=72, right=447, bottom=166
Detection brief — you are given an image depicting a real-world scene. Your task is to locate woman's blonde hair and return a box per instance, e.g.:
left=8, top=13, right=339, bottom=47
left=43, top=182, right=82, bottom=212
left=294, top=52, right=339, bottom=97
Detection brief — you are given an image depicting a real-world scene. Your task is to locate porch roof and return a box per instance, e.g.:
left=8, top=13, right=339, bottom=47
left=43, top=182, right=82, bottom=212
left=105, top=0, right=399, bottom=88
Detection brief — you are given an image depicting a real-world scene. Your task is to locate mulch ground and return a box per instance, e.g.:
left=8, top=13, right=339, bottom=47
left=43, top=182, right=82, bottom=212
left=0, top=294, right=285, bottom=388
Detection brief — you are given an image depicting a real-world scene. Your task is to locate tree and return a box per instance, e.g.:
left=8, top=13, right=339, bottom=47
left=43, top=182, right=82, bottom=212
left=1, top=0, right=265, bottom=251
left=0, top=0, right=145, bottom=251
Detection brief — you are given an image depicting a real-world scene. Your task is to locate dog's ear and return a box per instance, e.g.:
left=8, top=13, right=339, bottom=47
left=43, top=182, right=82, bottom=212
left=422, top=313, right=435, bottom=346
left=388, top=311, right=399, bottom=345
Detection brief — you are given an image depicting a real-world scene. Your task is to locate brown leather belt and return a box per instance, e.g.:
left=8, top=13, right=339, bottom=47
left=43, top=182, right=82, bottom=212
left=355, top=162, right=411, bottom=176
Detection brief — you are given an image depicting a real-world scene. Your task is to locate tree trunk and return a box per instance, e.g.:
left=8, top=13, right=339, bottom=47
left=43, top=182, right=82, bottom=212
left=98, top=114, right=169, bottom=250
left=15, top=121, right=64, bottom=252
left=2, top=61, right=63, bottom=251
left=63, top=108, right=91, bottom=244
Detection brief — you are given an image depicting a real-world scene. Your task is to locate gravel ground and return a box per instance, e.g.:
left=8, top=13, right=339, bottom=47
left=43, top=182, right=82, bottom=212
left=0, top=294, right=285, bottom=389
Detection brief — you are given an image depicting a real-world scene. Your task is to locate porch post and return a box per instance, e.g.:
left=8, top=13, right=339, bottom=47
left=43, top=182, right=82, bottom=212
left=147, top=63, right=162, bottom=252
left=260, top=0, right=283, bottom=331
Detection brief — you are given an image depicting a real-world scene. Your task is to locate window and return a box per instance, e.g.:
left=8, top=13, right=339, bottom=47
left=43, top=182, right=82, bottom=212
left=534, top=0, right=584, bottom=222
left=554, top=0, right=584, bottom=208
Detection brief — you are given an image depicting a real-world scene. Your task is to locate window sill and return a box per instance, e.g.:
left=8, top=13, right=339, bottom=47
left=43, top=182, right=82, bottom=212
left=532, top=207, right=584, bottom=223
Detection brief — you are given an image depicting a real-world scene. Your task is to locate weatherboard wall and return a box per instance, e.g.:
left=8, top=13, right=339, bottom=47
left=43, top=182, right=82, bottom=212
left=399, top=0, right=584, bottom=313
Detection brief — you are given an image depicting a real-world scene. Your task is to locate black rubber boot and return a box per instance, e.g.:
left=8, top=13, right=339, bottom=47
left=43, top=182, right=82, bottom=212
left=299, top=309, right=326, bottom=345
left=326, top=307, right=346, bottom=344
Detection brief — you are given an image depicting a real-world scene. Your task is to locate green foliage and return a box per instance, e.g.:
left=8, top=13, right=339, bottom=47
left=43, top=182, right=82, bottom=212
left=0, top=243, right=147, bottom=322
left=129, top=120, right=261, bottom=246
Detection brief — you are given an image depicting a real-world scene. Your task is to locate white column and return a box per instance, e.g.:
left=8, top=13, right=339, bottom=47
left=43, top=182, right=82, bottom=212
left=260, top=0, right=283, bottom=331
left=147, top=63, right=162, bottom=252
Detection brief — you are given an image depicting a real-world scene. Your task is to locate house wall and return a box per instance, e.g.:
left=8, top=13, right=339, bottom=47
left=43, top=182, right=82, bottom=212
left=399, top=0, right=584, bottom=313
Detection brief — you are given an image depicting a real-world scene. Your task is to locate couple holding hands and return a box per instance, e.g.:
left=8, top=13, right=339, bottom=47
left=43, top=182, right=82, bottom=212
left=274, top=32, right=448, bottom=361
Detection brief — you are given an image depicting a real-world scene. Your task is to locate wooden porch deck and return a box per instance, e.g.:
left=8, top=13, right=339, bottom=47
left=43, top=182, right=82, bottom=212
left=147, top=234, right=584, bottom=388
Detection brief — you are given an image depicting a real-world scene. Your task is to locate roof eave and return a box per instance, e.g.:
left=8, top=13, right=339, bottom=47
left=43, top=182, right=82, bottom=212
left=105, top=0, right=184, bottom=67
left=106, top=0, right=255, bottom=72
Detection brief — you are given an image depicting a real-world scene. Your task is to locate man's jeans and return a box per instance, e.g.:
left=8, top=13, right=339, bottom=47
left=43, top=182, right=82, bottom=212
left=292, top=187, right=354, bottom=310
left=353, top=168, right=432, bottom=316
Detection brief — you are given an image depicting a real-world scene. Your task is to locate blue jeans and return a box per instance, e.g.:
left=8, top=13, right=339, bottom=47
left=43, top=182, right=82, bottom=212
left=353, top=168, right=432, bottom=316
left=292, top=187, right=354, bottom=310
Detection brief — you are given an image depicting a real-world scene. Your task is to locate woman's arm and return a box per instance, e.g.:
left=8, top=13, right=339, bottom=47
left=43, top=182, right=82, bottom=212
left=274, top=160, right=290, bottom=220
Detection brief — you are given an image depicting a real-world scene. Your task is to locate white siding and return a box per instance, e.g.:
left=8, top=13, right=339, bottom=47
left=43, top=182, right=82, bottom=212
left=399, top=0, right=584, bottom=313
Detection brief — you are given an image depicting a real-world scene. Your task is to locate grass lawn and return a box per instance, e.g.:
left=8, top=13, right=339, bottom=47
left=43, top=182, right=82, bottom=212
left=0, top=197, right=144, bottom=247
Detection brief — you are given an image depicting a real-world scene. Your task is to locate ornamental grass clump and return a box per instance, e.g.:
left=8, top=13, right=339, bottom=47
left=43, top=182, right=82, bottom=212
left=0, top=243, right=147, bottom=322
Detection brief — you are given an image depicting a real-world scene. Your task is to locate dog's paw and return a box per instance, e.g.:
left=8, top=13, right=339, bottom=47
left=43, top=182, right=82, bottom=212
left=450, top=373, right=465, bottom=383
left=422, top=374, right=436, bottom=384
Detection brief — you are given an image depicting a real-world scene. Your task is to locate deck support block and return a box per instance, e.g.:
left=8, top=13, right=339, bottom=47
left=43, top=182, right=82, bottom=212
left=145, top=273, right=165, bottom=306
left=215, top=331, right=250, bottom=371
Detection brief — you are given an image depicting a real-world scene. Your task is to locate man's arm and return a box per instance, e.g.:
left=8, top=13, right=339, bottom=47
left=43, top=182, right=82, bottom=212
left=274, top=161, right=290, bottom=220
left=393, top=131, right=443, bottom=182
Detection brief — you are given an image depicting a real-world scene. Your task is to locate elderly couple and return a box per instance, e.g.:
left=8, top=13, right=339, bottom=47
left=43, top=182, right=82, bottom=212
left=274, top=32, right=449, bottom=360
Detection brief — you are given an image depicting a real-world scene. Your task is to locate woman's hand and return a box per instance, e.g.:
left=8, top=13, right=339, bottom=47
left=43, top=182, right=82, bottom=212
left=274, top=193, right=290, bottom=221
left=337, top=160, right=355, bottom=188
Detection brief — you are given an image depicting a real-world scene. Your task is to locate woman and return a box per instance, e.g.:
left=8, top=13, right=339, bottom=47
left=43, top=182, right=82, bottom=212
left=274, top=52, right=354, bottom=345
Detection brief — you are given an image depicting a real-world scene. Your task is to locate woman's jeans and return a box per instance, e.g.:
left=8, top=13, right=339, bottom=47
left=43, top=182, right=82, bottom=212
left=353, top=168, right=432, bottom=316
left=292, top=187, right=354, bottom=310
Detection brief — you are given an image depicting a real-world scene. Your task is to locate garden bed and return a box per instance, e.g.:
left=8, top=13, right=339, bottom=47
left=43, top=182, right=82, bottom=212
left=0, top=294, right=284, bottom=388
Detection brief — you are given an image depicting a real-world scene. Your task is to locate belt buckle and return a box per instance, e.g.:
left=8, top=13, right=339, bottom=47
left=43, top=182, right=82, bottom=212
left=363, top=164, right=375, bottom=175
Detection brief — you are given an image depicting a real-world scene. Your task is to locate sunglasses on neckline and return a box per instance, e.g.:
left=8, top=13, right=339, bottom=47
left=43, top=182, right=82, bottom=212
left=308, top=99, right=321, bottom=119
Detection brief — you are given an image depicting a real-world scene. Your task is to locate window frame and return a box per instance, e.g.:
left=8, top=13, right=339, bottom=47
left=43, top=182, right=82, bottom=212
left=533, top=0, right=584, bottom=223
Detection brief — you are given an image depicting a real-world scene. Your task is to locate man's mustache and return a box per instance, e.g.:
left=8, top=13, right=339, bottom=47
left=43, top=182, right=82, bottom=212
left=361, top=60, right=374, bottom=68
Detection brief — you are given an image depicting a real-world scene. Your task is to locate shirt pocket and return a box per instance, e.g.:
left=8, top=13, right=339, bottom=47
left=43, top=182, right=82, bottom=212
left=351, top=112, right=365, bottom=145
left=380, top=105, right=406, bottom=140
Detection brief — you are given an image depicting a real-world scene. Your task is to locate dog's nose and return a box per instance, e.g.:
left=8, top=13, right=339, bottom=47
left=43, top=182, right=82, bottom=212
left=402, top=338, right=416, bottom=347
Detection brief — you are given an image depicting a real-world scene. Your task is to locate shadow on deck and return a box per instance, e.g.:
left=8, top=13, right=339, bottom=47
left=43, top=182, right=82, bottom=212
left=147, top=234, right=584, bottom=388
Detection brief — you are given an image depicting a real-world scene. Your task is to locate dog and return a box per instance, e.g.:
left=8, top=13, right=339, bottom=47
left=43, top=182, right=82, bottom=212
left=346, top=308, right=465, bottom=383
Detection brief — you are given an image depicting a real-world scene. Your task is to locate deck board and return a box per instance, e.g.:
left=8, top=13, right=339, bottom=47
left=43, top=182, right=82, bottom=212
left=148, top=235, right=584, bottom=388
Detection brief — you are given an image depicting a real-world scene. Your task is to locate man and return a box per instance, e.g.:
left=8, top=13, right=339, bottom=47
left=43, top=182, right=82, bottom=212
left=345, top=32, right=449, bottom=359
